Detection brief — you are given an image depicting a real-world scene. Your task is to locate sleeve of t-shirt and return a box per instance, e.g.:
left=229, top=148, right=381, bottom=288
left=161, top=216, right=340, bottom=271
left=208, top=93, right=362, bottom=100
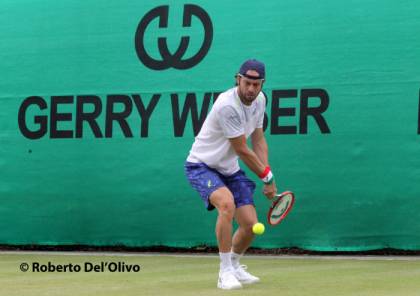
left=256, top=94, right=266, bottom=128
left=218, top=105, right=245, bottom=138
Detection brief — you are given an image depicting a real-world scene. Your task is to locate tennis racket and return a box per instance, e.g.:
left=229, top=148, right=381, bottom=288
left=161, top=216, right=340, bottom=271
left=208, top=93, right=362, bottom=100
left=267, top=191, right=295, bottom=226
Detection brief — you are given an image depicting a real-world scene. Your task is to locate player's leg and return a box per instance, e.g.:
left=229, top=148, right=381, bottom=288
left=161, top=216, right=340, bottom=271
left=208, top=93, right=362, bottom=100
left=209, top=187, right=236, bottom=253
left=209, top=187, right=242, bottom=289
left=225, top=170, right=261, bottom=284
left=226, top=170, right=257, bottom=254
left=230, top=204, right=260, bottom=284
left=184, top=162, right=241, bottom=290
left=232, top=204, right=257, bottom=255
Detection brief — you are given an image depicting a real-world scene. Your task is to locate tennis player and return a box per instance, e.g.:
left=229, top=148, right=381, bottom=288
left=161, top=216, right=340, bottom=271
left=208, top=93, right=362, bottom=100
left=185, top=59, right=277, bottom=290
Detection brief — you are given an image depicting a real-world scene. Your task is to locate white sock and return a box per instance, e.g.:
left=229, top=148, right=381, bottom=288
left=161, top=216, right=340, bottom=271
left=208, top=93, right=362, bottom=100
left=231, top=251, right=243, bottom=269
left=219, top=252, right=233, bottom=272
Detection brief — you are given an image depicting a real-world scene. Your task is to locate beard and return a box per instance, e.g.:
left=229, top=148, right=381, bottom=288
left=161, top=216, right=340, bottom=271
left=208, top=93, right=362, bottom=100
left=244, top=92, right=257, bottom=101
left=238, top=89, right=258, bottom=105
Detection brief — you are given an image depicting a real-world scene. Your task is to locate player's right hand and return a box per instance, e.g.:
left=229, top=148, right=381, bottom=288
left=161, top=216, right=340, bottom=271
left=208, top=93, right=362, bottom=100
left=263, top=180, right=277, bottom=199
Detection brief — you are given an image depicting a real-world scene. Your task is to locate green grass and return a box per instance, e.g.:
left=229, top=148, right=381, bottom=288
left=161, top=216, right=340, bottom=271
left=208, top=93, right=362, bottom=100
left=1, top=253, right=420, bottom=296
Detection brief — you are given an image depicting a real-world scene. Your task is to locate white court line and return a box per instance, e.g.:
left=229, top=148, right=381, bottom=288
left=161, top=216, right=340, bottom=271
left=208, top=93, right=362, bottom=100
left=1, top=251, right=420, bottom=261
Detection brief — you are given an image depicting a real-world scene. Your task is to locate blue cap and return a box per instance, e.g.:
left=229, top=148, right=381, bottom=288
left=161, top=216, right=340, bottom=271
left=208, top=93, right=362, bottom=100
left=238, top=59, right=265, bottom=80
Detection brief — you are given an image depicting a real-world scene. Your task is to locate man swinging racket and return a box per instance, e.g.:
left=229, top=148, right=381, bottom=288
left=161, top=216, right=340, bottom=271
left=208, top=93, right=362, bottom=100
left=184, top=59, right=278, bottom=290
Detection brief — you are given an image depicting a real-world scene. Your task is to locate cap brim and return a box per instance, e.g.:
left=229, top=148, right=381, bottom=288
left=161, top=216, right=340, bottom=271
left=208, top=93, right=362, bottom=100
left=237, top=73, right=265, bottom=81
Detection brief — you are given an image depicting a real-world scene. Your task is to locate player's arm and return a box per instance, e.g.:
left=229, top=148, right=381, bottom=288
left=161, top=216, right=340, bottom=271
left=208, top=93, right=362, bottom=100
left=217, top=106, right=265, bottom=174
left=250, top=128, right=277, bottom=198
left=218, top=104, right=275, bottom=197
left=229, top=135, right=277, bottom=199
left=250, top=127, right=268, bottom=166
left=229, top=135, right=266, bottom=175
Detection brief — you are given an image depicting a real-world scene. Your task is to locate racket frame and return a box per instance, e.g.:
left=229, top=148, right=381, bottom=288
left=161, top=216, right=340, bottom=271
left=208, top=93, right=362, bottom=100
left=267, top=191, right=295, bottom=226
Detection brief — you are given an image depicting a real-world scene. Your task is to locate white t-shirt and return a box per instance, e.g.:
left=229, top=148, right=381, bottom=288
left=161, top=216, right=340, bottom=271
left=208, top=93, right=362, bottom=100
left=186, top=87, right=266, bottom=176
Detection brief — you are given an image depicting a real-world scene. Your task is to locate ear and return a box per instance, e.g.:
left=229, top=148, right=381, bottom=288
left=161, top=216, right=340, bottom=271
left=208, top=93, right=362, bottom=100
left=235, top=75, right=241, bottom=86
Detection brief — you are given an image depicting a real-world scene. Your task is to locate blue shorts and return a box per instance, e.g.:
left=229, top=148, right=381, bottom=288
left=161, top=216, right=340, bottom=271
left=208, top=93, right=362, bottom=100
left=184, top=161, right=256, bottom=211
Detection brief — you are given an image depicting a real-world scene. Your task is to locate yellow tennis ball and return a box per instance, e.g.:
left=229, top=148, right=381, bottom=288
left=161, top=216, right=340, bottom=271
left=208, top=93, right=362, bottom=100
left=252, top=222, right=265, bottom=235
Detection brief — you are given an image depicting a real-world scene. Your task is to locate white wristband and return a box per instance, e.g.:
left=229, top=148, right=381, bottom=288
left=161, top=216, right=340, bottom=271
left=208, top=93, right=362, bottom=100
left=261, top=171, right=273, bottom=184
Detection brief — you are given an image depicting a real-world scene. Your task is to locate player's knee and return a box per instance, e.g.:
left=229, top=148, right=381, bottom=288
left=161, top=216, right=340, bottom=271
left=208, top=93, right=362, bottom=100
left=242, top=222, right=255, bottom=235
left=210, top=187, right=235, bottom=219
left=217, top=200, right=235, bottom=220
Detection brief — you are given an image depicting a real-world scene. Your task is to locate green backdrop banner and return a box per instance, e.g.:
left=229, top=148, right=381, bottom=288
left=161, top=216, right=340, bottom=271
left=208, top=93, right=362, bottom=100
left=1, top=0, right=420, bottom=251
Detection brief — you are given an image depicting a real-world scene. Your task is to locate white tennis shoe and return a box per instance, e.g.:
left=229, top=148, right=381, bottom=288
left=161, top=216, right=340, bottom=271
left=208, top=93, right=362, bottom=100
left=233, top=265, right=260, bottom=284
left=217, top=269, right=242, bottom=290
